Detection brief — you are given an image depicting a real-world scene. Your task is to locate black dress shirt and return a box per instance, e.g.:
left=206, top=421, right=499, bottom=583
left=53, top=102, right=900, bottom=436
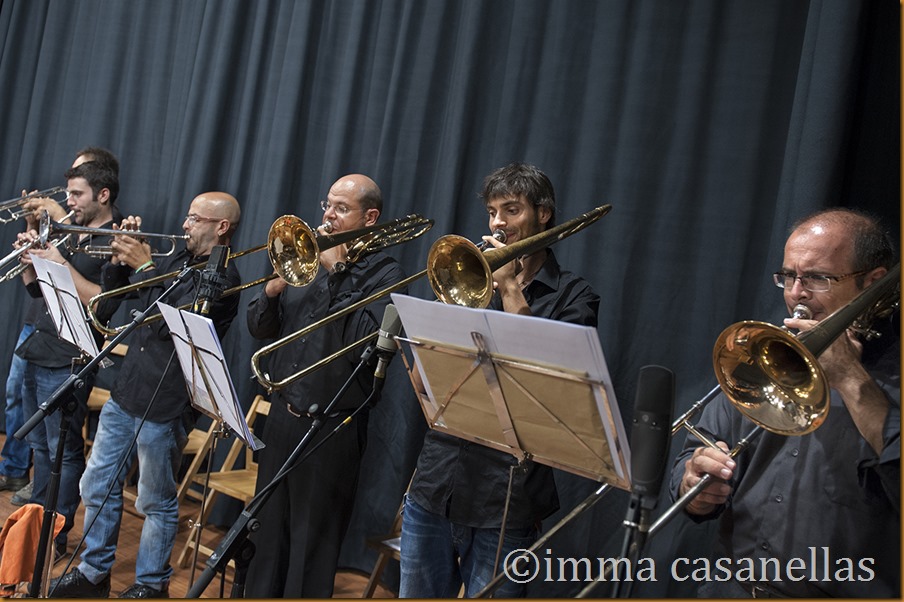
left=247, top=250, right=405, bottom=414
left=16, top=228, right=115, bottom=368
left=408, top=249, right=600, bottom=529
left=99, top=248, right=241, bottom=424
left=669, top=314, right=900, bottom=597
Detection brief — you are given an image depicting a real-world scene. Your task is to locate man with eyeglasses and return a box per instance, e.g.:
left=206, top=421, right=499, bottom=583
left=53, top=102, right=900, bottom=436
left=246, top=174, right=405, bottom=597
left=50, top=192, right=241, bottom=598
left=670, top=208, right=899, bottom=597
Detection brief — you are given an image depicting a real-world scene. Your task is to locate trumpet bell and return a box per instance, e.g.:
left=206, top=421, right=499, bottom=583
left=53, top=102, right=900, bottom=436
left=426, top=235, right=495, bottom=308
left=713, top=321, right=829, bottom=436
left=268, top=215, right=320, bottom=287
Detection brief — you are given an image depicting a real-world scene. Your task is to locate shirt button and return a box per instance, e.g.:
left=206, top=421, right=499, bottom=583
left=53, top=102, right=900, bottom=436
left=140, top=347, right=145, bottom=352
left=761, top=542, right=769, bottom=550
left=774, top=495, right=783, bottom=503
left=791, top=449, right=799, bottom=457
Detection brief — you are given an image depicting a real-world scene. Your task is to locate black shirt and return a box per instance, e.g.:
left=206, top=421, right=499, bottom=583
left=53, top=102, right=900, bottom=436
left=247, top=250, right=406, bottom=413
left=668, top=315, right=900, bottom=597
left=99, top=248, right=241, bottom=424
left=16, top=228, right=115, bottom=368
left=408, top=249, right=600, bottom=528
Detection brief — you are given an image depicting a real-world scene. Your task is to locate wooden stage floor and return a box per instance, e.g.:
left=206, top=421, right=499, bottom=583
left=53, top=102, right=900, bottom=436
left=0, top=445, right=394, bottom=598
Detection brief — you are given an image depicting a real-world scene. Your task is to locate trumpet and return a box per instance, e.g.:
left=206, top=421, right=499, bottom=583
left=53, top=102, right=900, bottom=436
left=0, top=210, right=76, bottom=282
left=251, top=205, right=611, bottom=392
left=0, top=187, right=69, bottom=224
left=38, top=211, right=189, bottom=257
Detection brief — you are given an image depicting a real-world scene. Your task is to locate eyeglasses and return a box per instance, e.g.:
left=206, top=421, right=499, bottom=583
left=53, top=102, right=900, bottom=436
left=772, top=270, right=867, bottom=293
left=184, top=213, right=222, bottom=225
left=320, top=199, right=364, bottom=216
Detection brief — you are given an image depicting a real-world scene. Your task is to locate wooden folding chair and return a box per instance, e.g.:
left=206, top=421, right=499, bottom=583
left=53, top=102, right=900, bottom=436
left=177, top=395, right=269, bottom=568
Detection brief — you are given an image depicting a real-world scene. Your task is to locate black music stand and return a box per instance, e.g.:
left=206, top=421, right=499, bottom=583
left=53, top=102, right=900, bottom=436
left=27, top=256, right=108, bottom=596
left=156, top=303, right=263, bottom=594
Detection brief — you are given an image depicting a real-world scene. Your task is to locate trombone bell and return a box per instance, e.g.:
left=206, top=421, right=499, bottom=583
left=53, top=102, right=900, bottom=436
left=268, top=215, right=320, bottom=287
left=713, top=321, right=828, bottom=436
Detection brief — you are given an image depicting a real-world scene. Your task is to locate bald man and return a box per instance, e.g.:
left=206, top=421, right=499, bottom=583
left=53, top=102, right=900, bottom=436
left=51, top=192, right=242, bottom=598
left=246, top=174, right=406, bottom=597
left=669, top=208, right=899, bottom=597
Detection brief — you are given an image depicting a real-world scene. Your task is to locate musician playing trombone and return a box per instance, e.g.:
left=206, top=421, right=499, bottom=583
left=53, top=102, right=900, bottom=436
left=13, top=160, right=120, bottom=559
left=50, top=192, right=242, bottom=598
left=670, top=208, right=899, bottom=597
left=399, top=163, right=601, bottom=598
left=245, top=174, right=406, bottom=598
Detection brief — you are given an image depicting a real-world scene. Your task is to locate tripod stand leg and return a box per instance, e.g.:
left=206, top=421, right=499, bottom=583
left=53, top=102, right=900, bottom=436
left=29, top=396, right=76, bottom=598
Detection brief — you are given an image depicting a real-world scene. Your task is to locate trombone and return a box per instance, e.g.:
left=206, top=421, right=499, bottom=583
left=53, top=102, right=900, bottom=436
left=0, top=210, right=76, bottom=282
left=251, top=204, right=613, bottom=391
left=0, top=187, right=69, bottom=224
left=655, top=262, right=901, bottom=527
left=87, top=213, right=435, bottom=337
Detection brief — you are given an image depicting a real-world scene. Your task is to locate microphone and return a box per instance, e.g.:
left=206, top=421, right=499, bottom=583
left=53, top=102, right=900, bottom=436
left=372, top=304, right=402, bottom=393
left=629, top=364, right=675, bottom=510
left=612, top=365, right=675, bottom=595
left=193, top=245, right=230, bottom=315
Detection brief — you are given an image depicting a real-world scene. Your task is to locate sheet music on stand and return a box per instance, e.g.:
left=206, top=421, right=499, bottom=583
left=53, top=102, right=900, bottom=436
left=31, top=256, right=101, bottom=361
left=157, top=302, right=263, bottom=451
left=391, top=293, right=631, bottom=490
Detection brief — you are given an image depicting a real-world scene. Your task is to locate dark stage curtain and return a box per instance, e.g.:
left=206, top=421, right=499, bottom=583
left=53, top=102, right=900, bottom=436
left=0, top=0, right=897, bottom=597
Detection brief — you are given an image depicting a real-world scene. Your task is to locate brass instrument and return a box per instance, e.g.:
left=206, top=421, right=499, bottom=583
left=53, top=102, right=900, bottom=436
left=251, top=205, right=611, bottom=391
left=268, top=213, right=434, bottom=286
left=38, top=211, right=188, bottom=257
left=88, top=213, right=434, bottom=338
left=0, top=210, right=76, bottom=282
left=660, top=262, right=901, bottom=522
left=0, top=186, right=69, bottom=224
left=427, top=204, right=612, bottom=308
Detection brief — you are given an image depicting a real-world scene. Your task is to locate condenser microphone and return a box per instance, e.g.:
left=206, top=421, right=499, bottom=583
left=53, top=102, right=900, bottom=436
left=372, top=304, right=402, bottom=393
left=630, top=364, right=675, bottom=510
left=193, top=245, right=229, bottom=315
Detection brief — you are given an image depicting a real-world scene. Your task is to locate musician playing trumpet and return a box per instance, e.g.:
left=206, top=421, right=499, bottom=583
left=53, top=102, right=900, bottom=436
left=50, top=192, right=242, bottom=598
left=13, top=160, right=119, bottom=559
left=670, top=209, right=899, bottom=597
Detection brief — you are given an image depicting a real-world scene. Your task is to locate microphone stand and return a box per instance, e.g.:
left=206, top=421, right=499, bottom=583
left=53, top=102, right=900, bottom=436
left=610, top=495, right=650, bottom=598
left=16, top=265, right=197, bottom=598
left=186, top=345, right=378, bottom=598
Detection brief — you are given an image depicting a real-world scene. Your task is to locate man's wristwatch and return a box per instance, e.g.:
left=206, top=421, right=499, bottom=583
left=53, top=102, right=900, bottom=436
left=330, top=261, right=347, bottom=275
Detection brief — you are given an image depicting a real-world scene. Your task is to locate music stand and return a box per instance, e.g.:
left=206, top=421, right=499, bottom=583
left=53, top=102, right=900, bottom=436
left=157, top=302, right=262, bottom=450
left=391, top=293, right=631, bottom=489
left=26, top=256, right=106, bottom=596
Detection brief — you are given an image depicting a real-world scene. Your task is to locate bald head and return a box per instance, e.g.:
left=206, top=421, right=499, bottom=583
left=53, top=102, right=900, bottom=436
left=330, top=174, right=383, bottom=212
left=195, top=191, right=241, bottom=231
left=791, top=208, right=894, bottom=275
left=183, top=192, right=240, bottom=256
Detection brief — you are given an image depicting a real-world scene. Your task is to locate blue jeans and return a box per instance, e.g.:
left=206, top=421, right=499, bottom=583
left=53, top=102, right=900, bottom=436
left=21, top=361, right=91, bottom=548
left=399, top=497, right=539, bottom=598
left=78, top=398, right=187, bottom=587
left=0, top=325, right=34, bottom=478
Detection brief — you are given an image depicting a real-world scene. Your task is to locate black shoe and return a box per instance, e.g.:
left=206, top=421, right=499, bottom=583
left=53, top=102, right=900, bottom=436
left=119, top=583, right=168, bottom=598
left=48, top=568, right=111, bottom=598
left=0, top=475, right=28, bottom=491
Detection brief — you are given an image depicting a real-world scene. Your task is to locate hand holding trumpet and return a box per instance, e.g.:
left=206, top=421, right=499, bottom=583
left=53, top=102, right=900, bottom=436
left=21, top=189, right=70, bottom=229
left=109, top=216, right=153, bottom=269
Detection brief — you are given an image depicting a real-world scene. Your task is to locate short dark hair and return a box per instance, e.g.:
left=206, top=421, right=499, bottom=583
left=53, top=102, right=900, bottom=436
left=793, top=208, right=896, bottom=286
left=64, top=162, right=119, bottom=205
left=480, top=162, right=557, bottom=226
left=75, top=146, right=119, bottom=175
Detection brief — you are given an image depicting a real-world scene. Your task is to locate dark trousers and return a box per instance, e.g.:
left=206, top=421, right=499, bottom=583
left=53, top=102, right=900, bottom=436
left=245, top=401, right=368, bottom=597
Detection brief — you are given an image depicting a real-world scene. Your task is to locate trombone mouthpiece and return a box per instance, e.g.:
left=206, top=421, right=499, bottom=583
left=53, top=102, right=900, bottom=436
left=792, top=304, right=812, bottom=320
left=322, top=220, right=334, bottom=234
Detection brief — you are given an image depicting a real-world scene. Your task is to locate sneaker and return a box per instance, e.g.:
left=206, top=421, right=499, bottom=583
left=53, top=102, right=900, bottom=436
left=119, top=583, right=168, bottom=598
left=10, top=481, right=32, bottom=506
left=0, top=475, right=28, bottom=491
left=48, top=567, right=111, bottom=598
